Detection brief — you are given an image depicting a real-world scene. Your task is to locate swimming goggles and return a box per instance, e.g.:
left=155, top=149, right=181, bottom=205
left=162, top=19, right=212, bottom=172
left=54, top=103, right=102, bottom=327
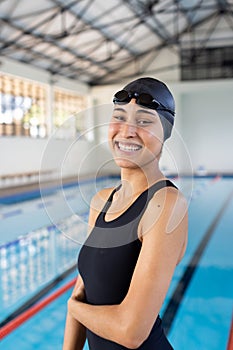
left=113, top=90, right=175, bottom=116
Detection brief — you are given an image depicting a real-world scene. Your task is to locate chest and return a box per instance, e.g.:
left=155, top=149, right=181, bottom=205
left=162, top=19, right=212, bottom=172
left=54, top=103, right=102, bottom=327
left=104, top=195, right=139, bottom=222
left=78, top=234, right=141, bottom=304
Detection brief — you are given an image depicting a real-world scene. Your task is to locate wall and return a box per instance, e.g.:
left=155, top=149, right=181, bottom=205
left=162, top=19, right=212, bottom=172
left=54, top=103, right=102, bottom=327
left=0, top=136, right=98, bottom=180
left=178, top=79, right=233, bottom=174
left=0, top=57, right=89, bottom=92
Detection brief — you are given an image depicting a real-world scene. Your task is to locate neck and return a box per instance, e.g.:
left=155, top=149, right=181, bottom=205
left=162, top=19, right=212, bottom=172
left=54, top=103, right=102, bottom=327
left=119, top=164, right=165, bottom=198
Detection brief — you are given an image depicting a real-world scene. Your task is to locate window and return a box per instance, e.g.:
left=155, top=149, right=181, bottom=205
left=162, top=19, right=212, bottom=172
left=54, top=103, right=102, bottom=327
left=53, top=88, right=87, bottom=139
left=0, top=72, right=88, bottom=139
left=181, top=46, right=233, bottom=81
left=0, top=73, right=47, bottom=137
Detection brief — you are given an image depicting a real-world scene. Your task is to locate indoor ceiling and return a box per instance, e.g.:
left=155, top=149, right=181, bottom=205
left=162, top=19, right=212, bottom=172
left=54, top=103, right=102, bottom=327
left=0, top=0, right=232, bottom=86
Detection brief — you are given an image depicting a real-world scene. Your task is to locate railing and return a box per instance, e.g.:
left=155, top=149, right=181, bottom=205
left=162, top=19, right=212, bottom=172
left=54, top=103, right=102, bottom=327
left=0, top=215, right=84, bottom=319
left=0, top=169, right=56, bottom=188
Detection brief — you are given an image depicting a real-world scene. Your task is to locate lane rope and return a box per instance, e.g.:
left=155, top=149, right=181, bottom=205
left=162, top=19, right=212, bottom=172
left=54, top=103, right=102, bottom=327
left=162, top=189, right=233, bottom=334
left=227, top=315, right=233, bottom=350
left=0, top=277, right=76, bottom=340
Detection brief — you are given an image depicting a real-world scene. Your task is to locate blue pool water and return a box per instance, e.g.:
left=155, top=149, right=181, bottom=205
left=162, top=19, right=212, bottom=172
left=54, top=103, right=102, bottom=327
left=0, top=176, right=232, bottom=349
left=0, top=176, right=118, bottom=322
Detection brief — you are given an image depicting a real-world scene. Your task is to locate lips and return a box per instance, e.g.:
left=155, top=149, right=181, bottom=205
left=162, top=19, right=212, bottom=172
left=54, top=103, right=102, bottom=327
left=115, top=141, right=142, bottom=152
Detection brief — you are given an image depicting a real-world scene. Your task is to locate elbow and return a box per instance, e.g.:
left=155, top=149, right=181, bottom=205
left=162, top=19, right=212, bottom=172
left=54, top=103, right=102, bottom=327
left=115, top=303, right=151, bottom=348
left=122, top=338, right=144, bottom=349
left=119, top=323, right=149, bottom=349
left=120, top=333, right=147, bottom=349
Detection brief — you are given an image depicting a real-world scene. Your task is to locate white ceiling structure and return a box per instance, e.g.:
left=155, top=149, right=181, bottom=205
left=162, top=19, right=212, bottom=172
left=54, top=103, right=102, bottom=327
left=0, top=0, right=232, bottom=86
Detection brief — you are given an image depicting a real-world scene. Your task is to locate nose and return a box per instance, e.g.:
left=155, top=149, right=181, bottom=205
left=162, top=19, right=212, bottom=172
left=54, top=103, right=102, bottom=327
left=120, top=122, right=137, bottom=138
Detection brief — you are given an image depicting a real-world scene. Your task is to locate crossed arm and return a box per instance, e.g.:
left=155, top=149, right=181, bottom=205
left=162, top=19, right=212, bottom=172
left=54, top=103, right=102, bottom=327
left=63, top=275, right=86, bottom=350
left=66, top=188, right=188, bottom=349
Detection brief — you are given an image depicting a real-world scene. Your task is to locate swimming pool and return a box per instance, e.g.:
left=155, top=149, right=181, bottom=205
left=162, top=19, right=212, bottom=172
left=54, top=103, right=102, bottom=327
left=0, top=176, right=232, bottom=349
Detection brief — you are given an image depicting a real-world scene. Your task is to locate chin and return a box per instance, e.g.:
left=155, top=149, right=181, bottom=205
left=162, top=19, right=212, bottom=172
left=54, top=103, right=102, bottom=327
left=114, top=156, right=158, bottom=170
left=114, top=158, right=140, bottom=169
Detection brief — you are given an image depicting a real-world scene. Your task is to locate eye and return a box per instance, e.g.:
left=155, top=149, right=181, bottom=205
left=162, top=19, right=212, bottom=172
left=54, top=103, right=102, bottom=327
left=137, top=119, right=153, bottom=126
left=113, top=115, right=126, bottom=122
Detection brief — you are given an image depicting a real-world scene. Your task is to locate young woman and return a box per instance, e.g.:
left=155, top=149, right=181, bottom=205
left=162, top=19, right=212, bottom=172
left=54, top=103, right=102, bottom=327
left=63, top=77, right=188, bottom=349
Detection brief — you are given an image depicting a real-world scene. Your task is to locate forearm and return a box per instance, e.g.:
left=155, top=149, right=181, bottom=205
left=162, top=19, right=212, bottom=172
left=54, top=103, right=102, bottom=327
left=68, top=298, right=129, bottom=346
left=63, top=310, right=86, bottom=350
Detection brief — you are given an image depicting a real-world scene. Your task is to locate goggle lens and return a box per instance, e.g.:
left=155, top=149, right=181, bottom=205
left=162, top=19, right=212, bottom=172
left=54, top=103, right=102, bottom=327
left=113, top=90, right=174, bottom=116
left=114, top=90, right=131, bottom=103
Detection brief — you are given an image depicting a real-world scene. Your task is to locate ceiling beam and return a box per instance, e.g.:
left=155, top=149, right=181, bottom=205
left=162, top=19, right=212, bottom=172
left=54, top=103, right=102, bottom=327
left=0, top=38, right=104, bottom=82
left=0, top=16, right=111, bottom=73
left=216, top=0, right=229, bottom=12
left=94, top=8, right=220, bottom=85
left=122, top=0, right=172, bottom=43
left=51, top=0, right=137, bottom=56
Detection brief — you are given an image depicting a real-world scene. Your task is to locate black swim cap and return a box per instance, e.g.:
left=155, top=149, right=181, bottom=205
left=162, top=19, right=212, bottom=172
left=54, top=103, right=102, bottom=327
left=122, top=77, right=175, bottom=141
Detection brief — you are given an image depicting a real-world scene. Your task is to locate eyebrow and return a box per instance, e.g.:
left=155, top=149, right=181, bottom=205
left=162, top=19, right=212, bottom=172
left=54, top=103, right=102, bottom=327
left=113, top=107, right=126, bottom=113
left=113, top=107, right=156, bottom=117
left=136, top=109, right=157, bottom=116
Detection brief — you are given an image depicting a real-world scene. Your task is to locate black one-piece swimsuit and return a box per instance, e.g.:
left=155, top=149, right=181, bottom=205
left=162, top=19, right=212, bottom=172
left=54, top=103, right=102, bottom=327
left=78, top=179, right=176, bottom=349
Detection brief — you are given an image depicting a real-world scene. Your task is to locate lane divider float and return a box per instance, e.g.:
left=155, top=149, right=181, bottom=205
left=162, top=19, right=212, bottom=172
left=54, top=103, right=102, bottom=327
left=0, top=277, right=76, bottom=340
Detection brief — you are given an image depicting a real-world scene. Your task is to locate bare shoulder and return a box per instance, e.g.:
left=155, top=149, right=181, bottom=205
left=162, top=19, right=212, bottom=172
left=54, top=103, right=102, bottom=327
left=140, top=184, right=188, bottom=238
left=90, top=187, right=115, bottom=211
left=151, top=184, right=187, bottom=214
left=88, top=187, right=115, bottom=228
left=138, top=184, right=188, bottom=264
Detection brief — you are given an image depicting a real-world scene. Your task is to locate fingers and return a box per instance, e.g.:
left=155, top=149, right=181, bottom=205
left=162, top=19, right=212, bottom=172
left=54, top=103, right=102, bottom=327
left=72, top=285, right=86, bottom=301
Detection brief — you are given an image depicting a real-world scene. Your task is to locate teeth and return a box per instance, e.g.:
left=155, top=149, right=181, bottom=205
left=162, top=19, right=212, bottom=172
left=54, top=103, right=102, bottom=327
left=117, top=142, right=141, bottom=152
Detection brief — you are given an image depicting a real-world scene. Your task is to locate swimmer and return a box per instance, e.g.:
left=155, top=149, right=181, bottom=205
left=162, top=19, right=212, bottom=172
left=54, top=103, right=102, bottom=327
left=63, top=77, right=188, bottom=349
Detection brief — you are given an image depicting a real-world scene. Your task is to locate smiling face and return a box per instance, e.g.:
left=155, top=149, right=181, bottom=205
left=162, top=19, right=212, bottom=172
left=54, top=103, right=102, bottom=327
left=108, top=100, right=164, bottom=170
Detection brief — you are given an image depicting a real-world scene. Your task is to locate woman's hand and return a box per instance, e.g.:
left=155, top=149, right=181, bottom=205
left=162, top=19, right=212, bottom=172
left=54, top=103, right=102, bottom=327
left=72, top=283, right=86, bottom=302
left=68, top=283, right=86, bottom=318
